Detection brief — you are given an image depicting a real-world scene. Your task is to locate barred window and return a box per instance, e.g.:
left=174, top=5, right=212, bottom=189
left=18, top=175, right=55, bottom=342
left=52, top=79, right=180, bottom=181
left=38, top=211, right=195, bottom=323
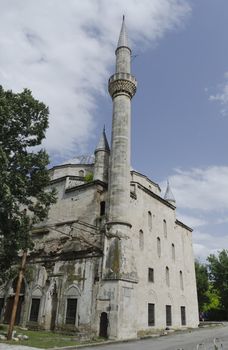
left=166, top=305, right=172, bottom=326
left=181, top=306, right=186, bottom=325
left=66, top=298, right=77, bottom=325
left=29, top=298, right=40, bottom=322
left=148, top=303, right=155, bottom=326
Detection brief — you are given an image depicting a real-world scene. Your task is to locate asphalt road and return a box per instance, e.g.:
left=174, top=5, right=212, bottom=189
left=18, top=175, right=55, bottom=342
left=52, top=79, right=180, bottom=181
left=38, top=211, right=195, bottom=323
left=0, top=324, right=227, bottom=350
left=82, top=324, right=228, bottom=350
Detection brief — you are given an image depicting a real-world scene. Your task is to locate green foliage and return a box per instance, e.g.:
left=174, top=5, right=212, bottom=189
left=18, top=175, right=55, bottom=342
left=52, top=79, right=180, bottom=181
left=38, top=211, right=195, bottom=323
left=0, top=86, right=56, bottom=282
left=204, top=285, right=220, bottom=311
left=207, top=249, right=228, bottom=316
left=84, top=172, right=93, bottom=182
left=195, top=259, right=210, bottom=310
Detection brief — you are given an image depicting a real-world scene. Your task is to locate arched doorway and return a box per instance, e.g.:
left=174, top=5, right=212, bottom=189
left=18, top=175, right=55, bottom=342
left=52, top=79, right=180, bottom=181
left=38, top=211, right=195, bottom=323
left=99, top=312, right=108, bottom=338
left=4, top=277, right=25, bottom=325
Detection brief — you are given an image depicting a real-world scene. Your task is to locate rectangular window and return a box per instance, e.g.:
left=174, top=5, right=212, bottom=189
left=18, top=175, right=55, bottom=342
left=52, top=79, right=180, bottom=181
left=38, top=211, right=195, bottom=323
left=166, top=305, right=172, bottom=326
left=181, top=306, right=186, bottom=325
left=100, top=201, right=106, bottom=216
left=148, top=268, right=154, bottom=282
left=29, top=298, right=40, bottom=322
left=66, top=298, right=77, bottom=325
left=148, top=303, right=155, bottom=326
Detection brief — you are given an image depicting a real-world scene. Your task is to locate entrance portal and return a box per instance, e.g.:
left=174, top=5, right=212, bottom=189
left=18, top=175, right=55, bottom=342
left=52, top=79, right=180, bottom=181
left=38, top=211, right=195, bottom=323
left=99, top=312, right=108, bottom=338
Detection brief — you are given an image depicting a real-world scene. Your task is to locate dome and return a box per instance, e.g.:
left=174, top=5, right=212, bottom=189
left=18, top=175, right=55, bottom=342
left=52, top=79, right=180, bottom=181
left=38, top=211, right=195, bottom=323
left=60, top=154, right=95, bottom=165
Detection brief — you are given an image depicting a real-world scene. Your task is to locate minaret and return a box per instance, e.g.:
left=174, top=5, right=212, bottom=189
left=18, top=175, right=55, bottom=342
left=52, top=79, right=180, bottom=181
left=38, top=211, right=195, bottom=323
left=93, top=127, right=110, bottom=183
left=103, top=17, right=137, bottom=282
left=108, top=16, right=137, bottom=223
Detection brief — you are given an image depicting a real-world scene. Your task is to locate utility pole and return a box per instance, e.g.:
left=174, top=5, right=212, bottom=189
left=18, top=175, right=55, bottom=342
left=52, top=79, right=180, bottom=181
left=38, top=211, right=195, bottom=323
left=7, top=250, right=27, bottom=340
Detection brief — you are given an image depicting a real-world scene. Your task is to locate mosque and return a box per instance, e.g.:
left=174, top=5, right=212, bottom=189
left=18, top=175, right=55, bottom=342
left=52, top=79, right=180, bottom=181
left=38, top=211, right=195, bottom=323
left=0, top=18, right=199, bottom=339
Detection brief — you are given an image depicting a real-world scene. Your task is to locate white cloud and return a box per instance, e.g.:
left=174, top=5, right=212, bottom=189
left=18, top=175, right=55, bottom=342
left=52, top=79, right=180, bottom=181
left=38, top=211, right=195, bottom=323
left=0, top=0, right=191, bottom=160
left=166, top=166, right=228, bottom=211
left=209, top=71, right=228, bottom=116
left=193, top=230, right=228, bottom=261
left=176, top=213, right=207, bottom=228
left=161, top=166, right=228, bottom=259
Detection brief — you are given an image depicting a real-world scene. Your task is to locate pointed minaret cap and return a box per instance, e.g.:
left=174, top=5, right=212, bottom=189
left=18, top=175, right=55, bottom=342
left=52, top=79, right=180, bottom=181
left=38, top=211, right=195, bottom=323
left=95, top=126, right=110, bottom=153
left=117, top=15, right=130, bottom=50
left=164, top=180, right=176, bottom=204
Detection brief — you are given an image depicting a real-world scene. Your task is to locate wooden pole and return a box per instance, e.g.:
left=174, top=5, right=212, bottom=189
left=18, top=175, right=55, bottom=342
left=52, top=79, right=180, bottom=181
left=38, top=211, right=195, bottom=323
left=7, top=250, right=27, bottom=340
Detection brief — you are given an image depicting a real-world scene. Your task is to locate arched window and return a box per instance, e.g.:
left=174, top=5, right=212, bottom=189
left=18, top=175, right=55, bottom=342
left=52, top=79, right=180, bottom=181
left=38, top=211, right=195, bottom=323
left=139, top=230, right=144, bottom=250
left=180, top=271, right=184, bottom=290
left=79, top=170, right=84, bottom=177
left=148, top=211, right=152, bottom=230
left=163, top=219, right=167, bottom=238
left=65, top=285, right=80, bottom=325
left=166, top=266, right=170, bottom=287
left=171, top=243, right=175, bottom=261
left=157, top=237, right=161, bottom=257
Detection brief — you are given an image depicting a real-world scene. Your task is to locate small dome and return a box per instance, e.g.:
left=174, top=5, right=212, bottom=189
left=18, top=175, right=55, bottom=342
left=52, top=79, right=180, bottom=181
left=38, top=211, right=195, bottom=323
left=61, top=154, right=95, bottom=165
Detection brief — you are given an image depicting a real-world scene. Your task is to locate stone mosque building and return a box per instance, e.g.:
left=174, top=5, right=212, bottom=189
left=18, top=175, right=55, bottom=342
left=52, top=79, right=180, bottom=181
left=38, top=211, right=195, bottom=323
left=0, top=18, right=199, bottom=339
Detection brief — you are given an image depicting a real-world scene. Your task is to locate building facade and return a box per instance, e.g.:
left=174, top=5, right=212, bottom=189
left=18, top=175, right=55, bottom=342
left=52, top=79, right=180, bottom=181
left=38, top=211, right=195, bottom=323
left=0, top=18, right=199, bottom=339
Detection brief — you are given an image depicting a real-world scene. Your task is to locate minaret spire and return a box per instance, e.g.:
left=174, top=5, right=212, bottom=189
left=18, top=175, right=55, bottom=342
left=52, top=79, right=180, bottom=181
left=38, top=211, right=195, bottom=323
left=164, top=180, right=176, bottom=204
left=117, top=15, right=130, bottom=50
left=93, top=128, right=110, bottom=183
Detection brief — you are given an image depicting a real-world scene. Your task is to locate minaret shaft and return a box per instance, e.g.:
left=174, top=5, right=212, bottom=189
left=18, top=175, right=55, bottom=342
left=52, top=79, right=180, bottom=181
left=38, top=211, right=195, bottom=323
left=108, top=18, right=137, bottom=224
left=116, top=47, right=131, bottom=73
left=109, top=95, right=131, bottom=221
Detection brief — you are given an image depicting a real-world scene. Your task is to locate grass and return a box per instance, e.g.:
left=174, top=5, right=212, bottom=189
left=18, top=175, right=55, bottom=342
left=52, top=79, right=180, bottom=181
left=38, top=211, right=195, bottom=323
left=0, top=325, right=105, bottom=349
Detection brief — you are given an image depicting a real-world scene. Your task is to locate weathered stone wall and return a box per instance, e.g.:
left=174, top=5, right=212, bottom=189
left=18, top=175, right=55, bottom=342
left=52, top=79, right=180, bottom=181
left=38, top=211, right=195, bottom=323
left=122, top=181, right=199, bottom=335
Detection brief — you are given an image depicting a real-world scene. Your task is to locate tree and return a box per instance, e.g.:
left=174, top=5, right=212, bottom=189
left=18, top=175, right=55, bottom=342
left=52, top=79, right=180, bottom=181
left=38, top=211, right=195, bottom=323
left=195, top=260, right=209, bottom=311
left=0, top=86, right=56, bottom=283
left=207, top=249, right=228, bottom=318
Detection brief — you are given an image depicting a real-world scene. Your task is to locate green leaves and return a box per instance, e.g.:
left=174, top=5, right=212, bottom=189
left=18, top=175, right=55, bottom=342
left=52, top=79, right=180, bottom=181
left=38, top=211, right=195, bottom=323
left=195, top=260, right=210, bottom=310
left=207, top=250, right=228, bottom=316
left=0, top=86, right=56, bottom=282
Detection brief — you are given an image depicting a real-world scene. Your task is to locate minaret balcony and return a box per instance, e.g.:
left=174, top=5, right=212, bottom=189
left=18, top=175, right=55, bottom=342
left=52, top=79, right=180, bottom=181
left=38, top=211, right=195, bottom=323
left=108, top=73, right=137, bottom=99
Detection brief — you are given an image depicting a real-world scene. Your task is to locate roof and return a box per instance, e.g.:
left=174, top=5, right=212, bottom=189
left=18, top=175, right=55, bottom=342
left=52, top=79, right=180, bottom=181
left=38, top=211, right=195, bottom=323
left=60, top=155, right=95, bottom=165
left=117, top=15, right=130, bottom=50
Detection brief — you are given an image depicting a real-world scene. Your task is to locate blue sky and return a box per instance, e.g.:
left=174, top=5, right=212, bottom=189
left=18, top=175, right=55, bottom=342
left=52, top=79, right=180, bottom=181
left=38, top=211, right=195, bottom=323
left=1, top=0, right=228, bottom=260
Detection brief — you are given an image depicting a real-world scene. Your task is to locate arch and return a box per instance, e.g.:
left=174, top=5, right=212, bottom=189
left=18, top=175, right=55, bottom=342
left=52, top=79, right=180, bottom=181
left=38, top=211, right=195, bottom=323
left=171, top=243, right=175, bottom=261
left=163, top=219, right=167, bottom=238
left=165, top=266, right=170, bottom=287
left=180, top=270, right=184, bottom=290
left=31, top=286, right=43, bottom=298
left=65, top=284, right=81, bottom=297
left=64, top=284, right=80, bottom=326
left=148, top=211, right=152, bottom=229
left=157, top=237, right=161, bottom=257
left=139, top=230, right=144, bottom=250
left=79, top=169, right=85, bottom=177
left=99, top=312, right=108, bottom=338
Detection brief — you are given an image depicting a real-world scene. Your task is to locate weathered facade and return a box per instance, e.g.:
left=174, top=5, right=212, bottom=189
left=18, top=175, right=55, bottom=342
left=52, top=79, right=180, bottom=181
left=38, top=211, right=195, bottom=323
left=0, top=18, right=199, bottom=339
